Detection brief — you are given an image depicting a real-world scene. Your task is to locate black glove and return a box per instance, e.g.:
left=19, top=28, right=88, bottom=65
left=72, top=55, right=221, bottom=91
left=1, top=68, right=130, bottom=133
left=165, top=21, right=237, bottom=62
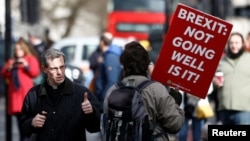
left=169, top=88, right=182, bottom=105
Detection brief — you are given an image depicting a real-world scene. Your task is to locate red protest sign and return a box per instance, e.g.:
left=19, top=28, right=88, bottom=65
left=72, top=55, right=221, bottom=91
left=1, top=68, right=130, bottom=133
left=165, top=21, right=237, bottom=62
left=151, top=3, right=233, bottom=98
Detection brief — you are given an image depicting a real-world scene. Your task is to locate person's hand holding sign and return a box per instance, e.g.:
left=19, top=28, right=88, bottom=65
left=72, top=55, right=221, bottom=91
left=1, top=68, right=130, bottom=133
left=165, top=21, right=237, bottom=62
left=81, top=92, right=93, bottom=114
left=169, top=88, right=182, bottom=105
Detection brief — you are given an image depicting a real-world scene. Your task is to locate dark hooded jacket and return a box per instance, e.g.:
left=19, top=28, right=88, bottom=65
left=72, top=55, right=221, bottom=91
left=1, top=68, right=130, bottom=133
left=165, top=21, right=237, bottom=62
left=20, top=77, right=101, bottom=141
left=95, top=44, right=123, bottom=106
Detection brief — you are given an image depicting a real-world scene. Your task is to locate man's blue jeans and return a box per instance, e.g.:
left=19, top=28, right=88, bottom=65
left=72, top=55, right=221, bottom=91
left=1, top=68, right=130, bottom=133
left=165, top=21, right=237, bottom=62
left=178, top=117, right=204, bottom=141
left=219, top=110, right=250, bottom=125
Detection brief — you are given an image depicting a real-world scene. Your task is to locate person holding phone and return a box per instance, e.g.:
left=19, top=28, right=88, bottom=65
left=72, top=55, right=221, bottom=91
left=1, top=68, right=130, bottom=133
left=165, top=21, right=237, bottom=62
left=1, top=37, right=40, bottom=141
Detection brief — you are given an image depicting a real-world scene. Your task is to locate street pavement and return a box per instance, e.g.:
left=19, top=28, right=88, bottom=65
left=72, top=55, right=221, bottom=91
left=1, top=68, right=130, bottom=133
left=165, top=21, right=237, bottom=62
left=0, top=97, right=19, bottom=141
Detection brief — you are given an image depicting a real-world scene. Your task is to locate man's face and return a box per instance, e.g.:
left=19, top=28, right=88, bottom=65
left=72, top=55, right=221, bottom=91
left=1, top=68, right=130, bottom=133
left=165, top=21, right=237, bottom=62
left=99, top=40, right=105, bottom=52
left=42, top=56, right=66, bottom=86
left=15, top=43, right=25, bottom=58
left=228, top=34, right=243, bottom=54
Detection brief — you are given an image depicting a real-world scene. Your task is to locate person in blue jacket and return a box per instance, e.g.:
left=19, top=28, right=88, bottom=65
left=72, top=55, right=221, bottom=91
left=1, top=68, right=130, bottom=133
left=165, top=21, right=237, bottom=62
left=94, top=32, right=123, bottom=109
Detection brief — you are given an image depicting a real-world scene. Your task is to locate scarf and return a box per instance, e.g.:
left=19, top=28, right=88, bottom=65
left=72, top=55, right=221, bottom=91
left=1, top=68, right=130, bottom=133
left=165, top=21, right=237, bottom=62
left=12, top=67, right=20, bottom=89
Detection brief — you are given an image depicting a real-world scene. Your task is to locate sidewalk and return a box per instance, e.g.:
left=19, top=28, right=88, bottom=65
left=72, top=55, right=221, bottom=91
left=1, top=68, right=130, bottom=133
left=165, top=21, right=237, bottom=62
left=0, top=97, right=19, bottom=141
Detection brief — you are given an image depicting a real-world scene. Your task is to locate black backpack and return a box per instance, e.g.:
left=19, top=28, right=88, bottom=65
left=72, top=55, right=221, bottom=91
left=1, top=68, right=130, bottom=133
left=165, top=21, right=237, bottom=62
left=100, top=79, right=160, bottom=141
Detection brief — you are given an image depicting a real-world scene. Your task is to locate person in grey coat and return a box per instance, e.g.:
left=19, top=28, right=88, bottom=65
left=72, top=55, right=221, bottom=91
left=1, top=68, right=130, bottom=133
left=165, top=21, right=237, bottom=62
left=214, top=32, right=250, bottom=125
left=103, top=41, right=185, bottom=141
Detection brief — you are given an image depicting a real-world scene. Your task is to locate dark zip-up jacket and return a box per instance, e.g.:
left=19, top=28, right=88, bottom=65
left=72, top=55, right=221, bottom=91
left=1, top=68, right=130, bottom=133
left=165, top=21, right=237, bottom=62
left=95, top=44, right=123, bottom=106
left=20, top=77, right=101, bottom=141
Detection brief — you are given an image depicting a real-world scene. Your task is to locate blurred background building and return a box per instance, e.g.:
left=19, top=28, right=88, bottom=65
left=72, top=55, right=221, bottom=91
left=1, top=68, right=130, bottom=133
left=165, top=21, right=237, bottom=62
left=0, top=0, right=250, bottom=42
left=1, top=0, right=109, bottom=41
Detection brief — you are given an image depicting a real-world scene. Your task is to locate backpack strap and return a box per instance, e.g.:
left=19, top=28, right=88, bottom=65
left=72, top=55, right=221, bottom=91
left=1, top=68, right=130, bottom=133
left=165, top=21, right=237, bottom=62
left=137, top=80, right=155, bottom=92
left=116, top=81, right=125, bottom=88
left=116, top=79, right=154, bottom=89
left=151, top=123, right=169, bottom=140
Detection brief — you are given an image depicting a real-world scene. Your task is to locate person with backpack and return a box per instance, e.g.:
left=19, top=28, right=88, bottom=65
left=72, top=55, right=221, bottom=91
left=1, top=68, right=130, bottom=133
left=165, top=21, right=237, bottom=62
left=102, top=41, right=185, bottom=141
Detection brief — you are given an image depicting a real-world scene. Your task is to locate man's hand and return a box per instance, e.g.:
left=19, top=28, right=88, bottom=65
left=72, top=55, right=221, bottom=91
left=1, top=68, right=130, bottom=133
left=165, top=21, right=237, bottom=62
left=81, top=92, right=93, bottom=114
left=32, top=111, right=47, bottom=128
left=169, top=88, right=182, bottom=105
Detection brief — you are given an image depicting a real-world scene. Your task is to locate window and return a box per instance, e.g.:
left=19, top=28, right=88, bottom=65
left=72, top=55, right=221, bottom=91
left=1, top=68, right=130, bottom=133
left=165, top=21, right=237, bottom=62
left=117, top=23, right=164, bottom=33
left=113, top=0, right=165, bottom=12
left=60, top=45, right=76, bottom=62
left=81, top=45, right=98, bottom=60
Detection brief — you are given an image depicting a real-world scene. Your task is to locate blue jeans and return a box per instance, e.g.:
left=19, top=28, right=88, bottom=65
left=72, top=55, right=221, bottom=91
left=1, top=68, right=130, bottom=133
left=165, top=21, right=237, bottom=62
left=219, top=110, right=250, bottom=125
left=178, top=117, right=204, bottom=141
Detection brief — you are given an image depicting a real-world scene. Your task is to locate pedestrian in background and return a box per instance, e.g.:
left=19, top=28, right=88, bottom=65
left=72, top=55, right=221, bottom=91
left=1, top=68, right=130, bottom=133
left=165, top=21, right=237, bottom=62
left=44, top=27, right=54, bottom=49
left=20, top=48, right=101, bottom=141
left=244, top=32, right=250, bottom=51
left=88, top=37, right=104, bottom=92
left=178, top=83, right=214, bottom=141
left=94, top=32, right=123, bottom=108
left=103, top=41, right=184, bottom=141
left=214, top=32, right=250, bottom=125
left=178, top=93, right=203, bottom=141
left=147, top=29, right=164, bottom=64
left=1, top=37, right=40, bottom=141
left=28, top=25, right=48, bottom=85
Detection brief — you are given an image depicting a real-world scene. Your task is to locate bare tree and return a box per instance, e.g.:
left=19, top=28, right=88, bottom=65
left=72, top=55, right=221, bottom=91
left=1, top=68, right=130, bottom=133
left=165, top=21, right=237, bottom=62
left=12, top=0, right=109, bottom=40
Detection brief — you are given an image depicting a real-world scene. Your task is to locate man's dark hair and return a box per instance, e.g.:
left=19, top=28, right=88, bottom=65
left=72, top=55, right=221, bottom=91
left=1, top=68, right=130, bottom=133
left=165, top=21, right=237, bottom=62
left=120, top=41, right=150, bottom=77
left=41, top=48, right=65, bottom=67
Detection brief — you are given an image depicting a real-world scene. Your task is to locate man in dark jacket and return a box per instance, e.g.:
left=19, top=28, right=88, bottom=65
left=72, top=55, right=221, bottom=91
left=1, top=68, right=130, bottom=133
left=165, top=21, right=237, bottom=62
left=20, top=48, right=101, bottom=141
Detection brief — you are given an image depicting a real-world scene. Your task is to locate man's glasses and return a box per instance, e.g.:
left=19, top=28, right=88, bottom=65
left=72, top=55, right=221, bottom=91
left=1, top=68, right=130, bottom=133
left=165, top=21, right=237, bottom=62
left=48, top=65, right=66, bottom=73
